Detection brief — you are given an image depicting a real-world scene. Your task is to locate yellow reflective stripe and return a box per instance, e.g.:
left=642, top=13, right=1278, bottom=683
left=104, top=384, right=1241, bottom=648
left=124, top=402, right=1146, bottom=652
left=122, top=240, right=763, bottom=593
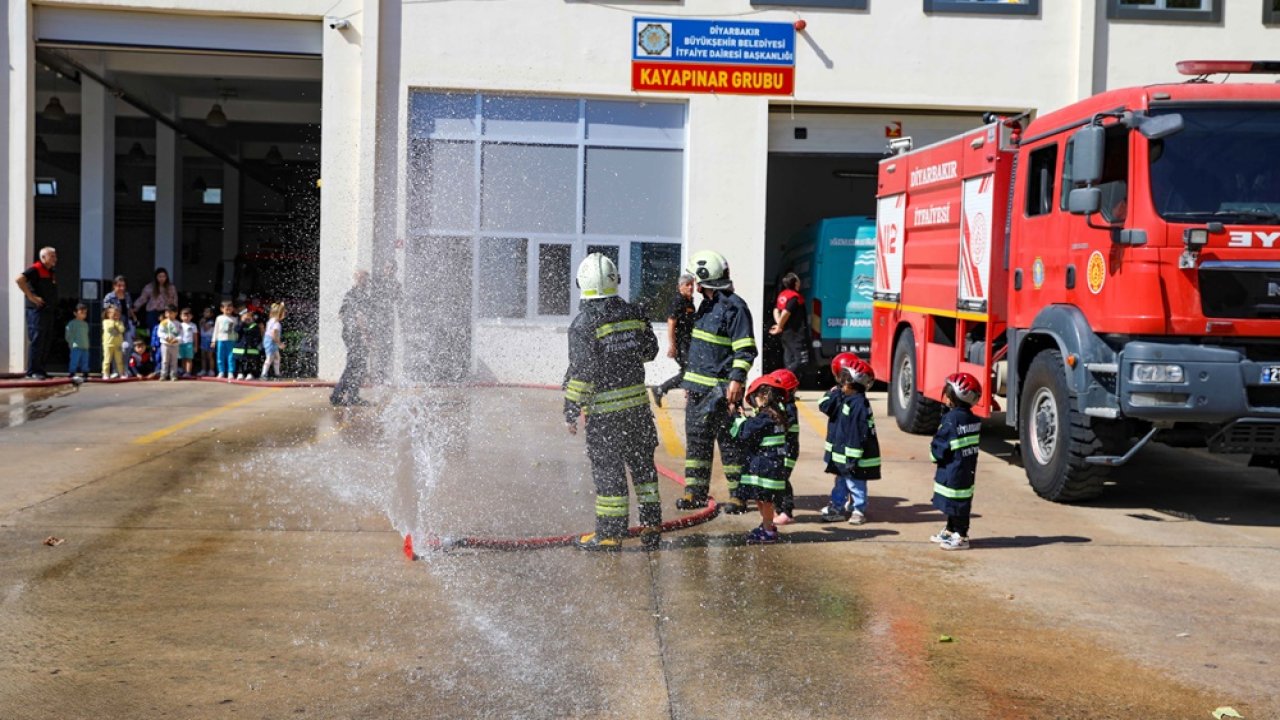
left=784, top=458, right=796, bottom=468
left=845, top=447, right=864, bottom=458
left=933, top=483, right=974, bottom=500
left=635, top=483, right=660, bottom=504
left=723, top=464, right=742, bottom=476
left=685, top=459, right=711, bottom=469
left=586, top=395, right=650, bottom=415
left=730, top=416, right=747, bottom=438
left=824, top=441, right=833, bottom=451
left=950, top=434, right=981, bottom=450
left=731, top=337, right=756, bottom=351
left=684, top=371, right=726, bottom=387
left=761, top=435, right=786, bottom=447
left=732, top=359, right=752, bottom=372
left=691, top=328, right=732, bottom=346
left=832, top=452, right=847, bottom=463
left=789, top=424, right=801, bottom=432
left=565, top=378, right=595, bottom=403
left=841, top=404, right=851, bottom=415
left=581, top=288, right=617, bottom=298
left=596, top=320, right=647, bottom=339
left=742, top=474, right=787, bottom=491
left=593, top=384, right=647, bottom=402
left=857, top=457, right=881, bottom=468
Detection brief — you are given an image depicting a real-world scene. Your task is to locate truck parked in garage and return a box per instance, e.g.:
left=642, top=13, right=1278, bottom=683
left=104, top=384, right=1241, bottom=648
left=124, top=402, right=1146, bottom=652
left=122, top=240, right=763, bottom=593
left=871, top=61, right=1280, bottom=502
left=778, top=215, right=877, bottom=380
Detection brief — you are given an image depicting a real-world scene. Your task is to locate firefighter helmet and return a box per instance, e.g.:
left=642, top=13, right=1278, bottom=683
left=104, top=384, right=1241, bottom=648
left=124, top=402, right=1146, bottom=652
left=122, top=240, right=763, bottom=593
left=830, top=352, right=860, bottom=381
left=576, top=252, right=620, bottom=299
left=769, top=369, right=800, bottom=398
left=746, top=373, right=786, bottom=399
left=838, top=357, right=875, bottom=390
left=944, top=372, right=982, bottom=406
left=686, top=250, right=732, bottom=290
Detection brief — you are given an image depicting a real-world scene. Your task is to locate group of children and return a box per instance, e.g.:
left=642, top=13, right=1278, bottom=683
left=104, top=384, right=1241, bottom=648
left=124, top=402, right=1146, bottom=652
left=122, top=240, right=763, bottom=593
left=726, top=352, right=981, bottom=550
left=64, top=300, right=288, bottom=381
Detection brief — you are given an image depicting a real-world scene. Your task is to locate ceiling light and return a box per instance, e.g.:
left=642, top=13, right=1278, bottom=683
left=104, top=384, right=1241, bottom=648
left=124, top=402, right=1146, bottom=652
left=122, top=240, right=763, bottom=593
left=206, top=103, right=228, bottom=128
left=265, top=145, right=284, bottom=166
left=42, top=96, right=67, bottom=122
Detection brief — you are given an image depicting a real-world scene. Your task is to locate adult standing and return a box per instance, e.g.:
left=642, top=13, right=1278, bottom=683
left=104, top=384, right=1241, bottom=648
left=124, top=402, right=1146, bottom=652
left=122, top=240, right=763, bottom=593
left=649, top=272, right=696, bottom=408
left=330, top=270, right=372, bottom=406
left=770, top=272, right=808, bottom=375
left=563, top=253, right=662, bottom=551
left=135, top=267, right=178, bottom=334
left=102, top=275, right=140, bottom=346
left=14, top=247, right=59, bottom=379
left=676, top=250, right=757, bottom=514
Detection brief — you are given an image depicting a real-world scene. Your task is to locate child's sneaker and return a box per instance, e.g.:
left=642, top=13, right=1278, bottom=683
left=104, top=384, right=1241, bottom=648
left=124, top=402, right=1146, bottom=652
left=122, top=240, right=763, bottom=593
left=773, top=512, right=794, bottom=526
left=745, top=525, right=779, bottom=545
left=109, top=373, right=120, bottom=379
left=818, top=504, right=848, bottom=523
left=940, top=534, right=970, bottom=551
left=848, top=510, right=866, bottom=525
left=929, top=528, right=954, bottom=544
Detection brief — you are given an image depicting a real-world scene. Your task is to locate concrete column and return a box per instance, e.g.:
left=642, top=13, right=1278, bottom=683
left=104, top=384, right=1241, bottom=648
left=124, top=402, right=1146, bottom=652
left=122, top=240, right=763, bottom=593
left=154, top=120, right=182, bottom=286
left=79, top=55, right=116, bottom=290
left=5, top=1, right=34, bottom=374
left=221, top=164, right=239, bottom=297
left=1072, top=0, right=1108, bottom=100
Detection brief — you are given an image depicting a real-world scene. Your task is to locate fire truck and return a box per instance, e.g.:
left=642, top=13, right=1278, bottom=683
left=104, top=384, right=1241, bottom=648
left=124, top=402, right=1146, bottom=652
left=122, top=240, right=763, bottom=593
left=871, top=61, right=1280, bottom=502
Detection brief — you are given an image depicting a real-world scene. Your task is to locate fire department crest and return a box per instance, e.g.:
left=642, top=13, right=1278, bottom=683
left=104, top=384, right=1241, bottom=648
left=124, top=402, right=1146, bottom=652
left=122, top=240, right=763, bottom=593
left=637, top=23, right=672, bottom=57
left=1032, top=257, right=1045, bottom=290
left=1087, top=251, right=1106, bottom=294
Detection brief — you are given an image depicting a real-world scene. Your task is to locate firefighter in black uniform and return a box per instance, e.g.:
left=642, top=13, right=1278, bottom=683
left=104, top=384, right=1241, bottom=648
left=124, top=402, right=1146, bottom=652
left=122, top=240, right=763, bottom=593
left=676, top=250, right=758, bottom=513
left=564, top=253, right=663, bottom=551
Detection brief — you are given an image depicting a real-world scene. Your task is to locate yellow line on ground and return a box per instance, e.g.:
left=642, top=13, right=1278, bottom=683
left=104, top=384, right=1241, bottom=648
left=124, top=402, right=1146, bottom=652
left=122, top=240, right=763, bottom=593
left=795, top=396, right=829, bottom=438
left=132, top=388, right=278, bottom=445
left=654, top=404, right=685, bottom=459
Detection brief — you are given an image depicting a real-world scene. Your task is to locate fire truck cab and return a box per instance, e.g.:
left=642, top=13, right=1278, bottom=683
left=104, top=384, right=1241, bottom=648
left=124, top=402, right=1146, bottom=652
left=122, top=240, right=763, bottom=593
left=872, top=61, right=1280, bottom=502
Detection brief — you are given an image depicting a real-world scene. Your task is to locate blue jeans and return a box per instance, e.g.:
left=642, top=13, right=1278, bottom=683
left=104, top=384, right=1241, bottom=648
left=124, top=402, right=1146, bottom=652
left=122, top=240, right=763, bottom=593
left=216, top=340, right=235, bottom=375
left=832, top=473, right=868, bottom=513
left=68, top=348, right=90, bottom=375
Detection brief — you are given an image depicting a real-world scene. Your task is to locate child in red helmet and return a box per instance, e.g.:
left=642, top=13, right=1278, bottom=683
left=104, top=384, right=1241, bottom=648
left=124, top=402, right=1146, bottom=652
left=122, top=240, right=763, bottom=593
left=768, top=369, right=801, bottom=525
left=929, top=372, right=983, bottom=550
left=818, top=353, right=859, bottom=521
left=822, top=356, right=880, bottom=524
left=731, top=374, right=792, bottom=544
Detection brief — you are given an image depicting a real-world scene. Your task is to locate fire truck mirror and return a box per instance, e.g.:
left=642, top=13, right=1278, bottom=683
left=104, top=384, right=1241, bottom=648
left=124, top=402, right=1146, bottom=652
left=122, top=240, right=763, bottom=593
left=1068, top=187, right=1102, bottom=215
left=1130, top=111, right=1184, bottom=141
left=1070, top=125, right=1106, bottom=185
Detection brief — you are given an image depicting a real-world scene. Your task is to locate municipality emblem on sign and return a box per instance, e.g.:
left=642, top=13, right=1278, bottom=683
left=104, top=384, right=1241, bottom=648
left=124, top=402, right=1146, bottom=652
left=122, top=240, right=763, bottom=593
left=637, top=23, right=672, bottom=57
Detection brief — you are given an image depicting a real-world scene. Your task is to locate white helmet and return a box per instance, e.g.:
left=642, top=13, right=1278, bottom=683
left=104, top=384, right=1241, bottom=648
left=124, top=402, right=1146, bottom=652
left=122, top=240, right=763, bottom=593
left=576, top=252, right=620, bottom=300
left=686, top=250, right=732, bottom=290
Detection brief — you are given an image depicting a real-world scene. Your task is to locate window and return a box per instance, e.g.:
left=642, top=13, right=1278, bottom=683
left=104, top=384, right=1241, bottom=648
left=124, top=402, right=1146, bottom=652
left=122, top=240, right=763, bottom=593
left=1107, top=0, right=1222, bottom=23
left=1061, top=124, right=1130, bottom=222
left=1265, top=0, right=1280, bottom=24
left=924, top=0, right=1039, bottom=15
left=1025, top=144, right=1058, bottom=217
left=407, top=93, right=686, bottom=320
left=751, top=0, right=866, bottom=9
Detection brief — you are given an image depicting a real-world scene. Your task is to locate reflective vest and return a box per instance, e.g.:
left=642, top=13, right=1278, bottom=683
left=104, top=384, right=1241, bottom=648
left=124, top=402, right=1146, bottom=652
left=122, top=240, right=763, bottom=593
left=839, top=392, right=881, bottom=480
left=730, top=410, right=789, bottom=492
left=563, top=296, right=658, bottom=422
left=682, top=290, right=757, bottom=392
left=931, top=406, right=980, bottom=512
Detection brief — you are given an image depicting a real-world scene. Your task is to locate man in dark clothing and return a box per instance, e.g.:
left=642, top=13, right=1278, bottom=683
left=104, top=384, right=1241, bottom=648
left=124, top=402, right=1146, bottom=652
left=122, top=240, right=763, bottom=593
left=770, top=272, right=808, bottom=375
left=650, top=272, right=696, bottom=407
left=14, top=247, right=59, bottom=379
left=331, top=270, right=372, bottom=406
left=564, top=253, right=662, bottom=551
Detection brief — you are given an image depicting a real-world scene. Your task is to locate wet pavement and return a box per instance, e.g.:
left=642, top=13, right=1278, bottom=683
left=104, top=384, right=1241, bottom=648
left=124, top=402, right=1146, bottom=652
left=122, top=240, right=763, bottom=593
left=1, top=382, right=1277, bottom=719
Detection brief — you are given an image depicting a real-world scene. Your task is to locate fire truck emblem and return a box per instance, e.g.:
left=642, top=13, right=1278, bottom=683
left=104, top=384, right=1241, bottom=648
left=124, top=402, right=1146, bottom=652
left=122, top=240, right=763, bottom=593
left=1087, top=251, right=1106, bottom=294
left=1032, top=257, right=1045, bottom=290
left=637, top=23, right=672, bottom=56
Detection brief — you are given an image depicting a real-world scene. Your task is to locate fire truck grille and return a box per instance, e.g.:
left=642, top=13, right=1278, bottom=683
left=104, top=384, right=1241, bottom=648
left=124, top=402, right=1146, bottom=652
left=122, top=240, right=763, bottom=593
left=1200, top=265, right=1280, bottom=319
left=1208, top=419, right=1280, bottom=454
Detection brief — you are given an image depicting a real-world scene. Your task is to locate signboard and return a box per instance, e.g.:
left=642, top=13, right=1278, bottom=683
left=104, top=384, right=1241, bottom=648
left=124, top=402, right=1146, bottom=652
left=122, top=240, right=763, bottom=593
left=632, top=17, right=796, bottom=96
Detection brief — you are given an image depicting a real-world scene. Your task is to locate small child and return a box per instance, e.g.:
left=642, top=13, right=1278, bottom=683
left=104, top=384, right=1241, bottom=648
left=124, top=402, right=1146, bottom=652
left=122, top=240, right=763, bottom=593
left=213, top=301, right=239, bottom=379
left=730, top=374, right=793, bottom=545
left=767, top=368, right=801, bottom=525
left=828, top=357, right=880, bottom=524
left=199, top=307, right=217, bottom=376
left=127, top=338, right=154, bottom=378
left=930, top=373, right=983, bottom=551
left=818, top=353, right=859, bottom=521
left=261, top=302, right=287, bottom=380
left=64, top=303, right=91, bottom=380
left=102, top=307, right=126, bottom=378
left=156, top=305, right=182, bottom=381
left=178, top=308, right=197, bottom=378
left=232, top=310, right=263, bottom=380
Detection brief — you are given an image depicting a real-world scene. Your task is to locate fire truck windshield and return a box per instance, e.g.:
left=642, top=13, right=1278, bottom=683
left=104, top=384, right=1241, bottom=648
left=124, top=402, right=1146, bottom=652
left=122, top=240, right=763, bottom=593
left=1149, top=105, right=1280, bottom=225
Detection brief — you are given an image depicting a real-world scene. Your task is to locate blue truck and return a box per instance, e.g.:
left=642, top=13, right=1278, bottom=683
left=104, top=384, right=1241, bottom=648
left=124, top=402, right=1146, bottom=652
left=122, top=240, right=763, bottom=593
left=776, top=216, right=877, bottom=378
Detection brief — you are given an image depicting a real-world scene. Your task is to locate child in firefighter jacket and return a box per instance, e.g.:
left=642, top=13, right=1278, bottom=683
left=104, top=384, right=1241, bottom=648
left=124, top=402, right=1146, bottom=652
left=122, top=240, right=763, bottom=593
left=767, top=369, right=801, bottom=525
left=730, top=375, right=792, bottom=544
left=819, top=354, right=879, bottom=523
left=930, top=373, right=983, bottom=551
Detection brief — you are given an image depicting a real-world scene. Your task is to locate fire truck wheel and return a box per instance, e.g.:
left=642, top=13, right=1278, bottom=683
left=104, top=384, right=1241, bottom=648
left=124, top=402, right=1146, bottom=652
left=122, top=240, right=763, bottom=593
left=889, top=327, right=942, bottom=434
left=1019, top=350, right=1108, bottom=502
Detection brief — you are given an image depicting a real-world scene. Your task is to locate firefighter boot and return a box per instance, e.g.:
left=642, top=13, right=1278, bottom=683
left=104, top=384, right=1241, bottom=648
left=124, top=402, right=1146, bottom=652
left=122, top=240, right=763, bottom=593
left=720, top=496, right=747, bottom=515
left=640, top=526, right=661, bottom=551
left=675, top=490, right=709, bottom=510
left=574, top=532, right=623, bottom=552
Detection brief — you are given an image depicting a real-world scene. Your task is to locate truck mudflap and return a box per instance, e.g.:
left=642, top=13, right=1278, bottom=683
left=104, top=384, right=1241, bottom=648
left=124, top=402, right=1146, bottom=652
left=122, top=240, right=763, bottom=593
left=1207, top=419, right=1280, bottom=454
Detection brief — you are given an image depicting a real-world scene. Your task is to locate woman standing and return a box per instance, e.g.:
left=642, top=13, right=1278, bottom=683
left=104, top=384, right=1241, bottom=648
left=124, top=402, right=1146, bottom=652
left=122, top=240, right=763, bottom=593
left=135, top=267, right=178, bottom=334
left=102, top=275, right=140, bottom=346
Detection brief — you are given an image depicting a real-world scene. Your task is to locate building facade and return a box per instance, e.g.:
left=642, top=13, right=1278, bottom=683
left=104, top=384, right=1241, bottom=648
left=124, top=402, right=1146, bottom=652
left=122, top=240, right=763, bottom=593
left=4, top=0, right=1277, bottom=382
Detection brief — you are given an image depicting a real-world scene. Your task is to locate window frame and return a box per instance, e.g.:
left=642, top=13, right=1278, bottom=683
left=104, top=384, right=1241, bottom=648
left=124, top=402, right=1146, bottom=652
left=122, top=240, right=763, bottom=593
left=1265, top=0, right=1280, bottom=25
left=924, top=0, right=1040, bottom=16
left=1024, top=142, right=1060, bottom=218
left=407, top=92, right=687, bottom=323
left=1106, top=0, right=1223, bottom=24
left=750, top=0, right=867, bottom=9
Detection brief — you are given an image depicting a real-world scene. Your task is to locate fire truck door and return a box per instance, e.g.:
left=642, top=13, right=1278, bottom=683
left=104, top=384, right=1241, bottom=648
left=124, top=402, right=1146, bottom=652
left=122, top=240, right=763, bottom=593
left=1065, top=125, right=1130, bottom=313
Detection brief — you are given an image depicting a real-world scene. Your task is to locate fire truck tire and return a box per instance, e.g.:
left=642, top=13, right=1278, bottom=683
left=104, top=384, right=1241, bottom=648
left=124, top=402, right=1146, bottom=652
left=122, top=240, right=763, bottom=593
left=1019, top=350, right=1109, bottom=502
left=889, top=328, right=942, bottom=435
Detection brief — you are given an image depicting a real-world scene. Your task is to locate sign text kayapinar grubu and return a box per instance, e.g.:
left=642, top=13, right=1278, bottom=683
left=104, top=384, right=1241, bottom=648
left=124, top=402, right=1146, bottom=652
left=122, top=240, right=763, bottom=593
left=631, top=17, right=796, bottom=97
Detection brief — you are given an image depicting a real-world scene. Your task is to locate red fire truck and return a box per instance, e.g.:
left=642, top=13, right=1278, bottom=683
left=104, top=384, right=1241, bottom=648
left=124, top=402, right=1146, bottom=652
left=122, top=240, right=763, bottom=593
left=871, top=61, right=1280, bottom=502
